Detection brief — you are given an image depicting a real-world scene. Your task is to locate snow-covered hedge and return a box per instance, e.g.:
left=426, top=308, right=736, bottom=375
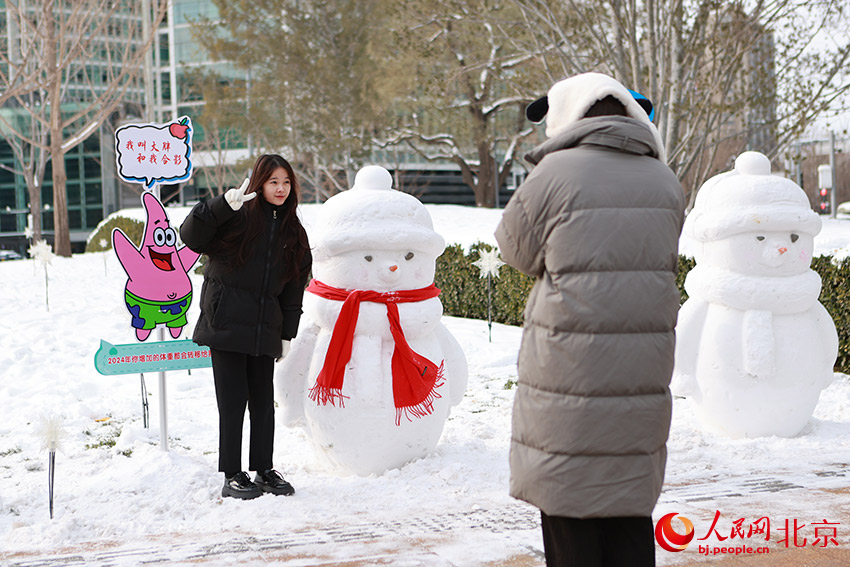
left=437, top=248, right=850, bottom=375
left=811, top=255, right=850, bottom=373
left=85, top=216, right=144, bottom=252
left=436, top=243, right=534, bottom=327
left=121, top=240, right=850, bottom=375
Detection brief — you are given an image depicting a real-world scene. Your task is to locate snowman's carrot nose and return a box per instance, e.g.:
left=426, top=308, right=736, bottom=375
left=389, top=265, right=398, bottom=272
left=778, top=247, right=788, bottom=254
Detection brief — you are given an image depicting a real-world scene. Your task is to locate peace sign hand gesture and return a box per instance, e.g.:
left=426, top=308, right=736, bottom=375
left=225, top=178, right=257, bottom=211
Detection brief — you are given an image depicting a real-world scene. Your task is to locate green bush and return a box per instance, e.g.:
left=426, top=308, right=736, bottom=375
left=435, top=242, right=534, bottom=327
left=811, top=255, right=850, bottom=373
left=437, top=242, right=689, bottom=327
left=438, top=245, right=850, bottom=374
left=86, top=216, right=144, bottom=252
left=676, top=255, right=697, bottom=304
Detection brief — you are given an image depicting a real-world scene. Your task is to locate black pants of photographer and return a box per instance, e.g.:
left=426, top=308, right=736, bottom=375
left=541, top=512, right=655, bottom=567
left=210, top=348, right=275, bottom=476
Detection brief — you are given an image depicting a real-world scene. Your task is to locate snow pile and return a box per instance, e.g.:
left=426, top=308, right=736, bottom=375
left=1, top=202, right=848, bottom=565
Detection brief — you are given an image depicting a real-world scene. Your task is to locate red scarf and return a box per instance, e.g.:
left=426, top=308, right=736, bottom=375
left=306, top=279, right=445, bottom=425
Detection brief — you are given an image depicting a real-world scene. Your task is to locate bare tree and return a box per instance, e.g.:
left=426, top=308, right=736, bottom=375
left=0, top=95, right=50, bottom=242
left=182, top=69, right=249, bottom=197
left=191, top=0, right=394, bottom=201
left=0, top=0, right=167, bottom=256
left=377, top=0, right=546, bottom=207
left=0, top=4, right=55, bottom=242
left=509, top=0, right=850, bottom=205
left=195, top=126, right=246, bottom=199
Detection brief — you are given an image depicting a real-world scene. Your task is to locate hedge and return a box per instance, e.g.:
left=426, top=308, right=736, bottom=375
left=86, top=216, right=144, bottom=253
left=98, top=233, right=850, bottom=374
left=436, top=242, right=850, bottom=374
left=811, top=255, right=850, bottom=373
left=435, top=243, right=533, bottom=327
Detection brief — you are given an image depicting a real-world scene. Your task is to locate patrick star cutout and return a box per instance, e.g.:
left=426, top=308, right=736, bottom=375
left=114, top=192, right=200, bottom=341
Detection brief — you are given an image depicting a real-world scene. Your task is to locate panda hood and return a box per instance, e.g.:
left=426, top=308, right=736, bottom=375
left=528, top=72, right=667, bottom=163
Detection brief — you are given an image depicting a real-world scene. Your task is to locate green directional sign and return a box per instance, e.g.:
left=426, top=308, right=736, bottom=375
left=94, top=339, right=211, bottom=375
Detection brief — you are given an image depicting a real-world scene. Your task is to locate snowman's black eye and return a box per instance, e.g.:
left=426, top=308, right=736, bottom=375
left=364, top=255, right=373, bottom=262
left=405, top=252, right=414, bottom=261
left=791, top=233, right=799, bottom=243
left=756, top=236, right=765, bottom=241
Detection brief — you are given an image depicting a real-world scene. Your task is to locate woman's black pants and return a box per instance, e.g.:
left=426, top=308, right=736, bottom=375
left=209, top=348, right=275, bottom=476
left=540, top=512, right=655, bottom=567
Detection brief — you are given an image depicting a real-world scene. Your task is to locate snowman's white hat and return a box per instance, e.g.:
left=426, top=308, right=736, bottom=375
left=685, top=151, right=822, bottom=241
left=312, top=165, right=446, bottom=260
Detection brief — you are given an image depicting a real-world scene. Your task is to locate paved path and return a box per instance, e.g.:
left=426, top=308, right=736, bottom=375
left=3, top=468, right=848, bottom=567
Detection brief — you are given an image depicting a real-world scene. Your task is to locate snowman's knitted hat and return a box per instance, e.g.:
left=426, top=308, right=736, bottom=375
left=312, top=165, right=446, bottom=261
left=685, top=151, right=822, bottom=242
left=526, top=72, right=666, bottom=163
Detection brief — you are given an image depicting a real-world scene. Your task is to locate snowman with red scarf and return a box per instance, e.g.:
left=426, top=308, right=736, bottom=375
left=276, top=165, right=468, bottom=475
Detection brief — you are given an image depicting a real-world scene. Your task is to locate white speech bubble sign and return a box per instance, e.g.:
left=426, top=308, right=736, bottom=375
left=115, top=117, right=194, bottom=188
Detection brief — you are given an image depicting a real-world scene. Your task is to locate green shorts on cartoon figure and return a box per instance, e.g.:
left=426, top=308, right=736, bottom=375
left=113, top=192, right=200, bottom=341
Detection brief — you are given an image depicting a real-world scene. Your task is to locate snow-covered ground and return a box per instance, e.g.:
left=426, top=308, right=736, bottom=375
left=1, top=204, right=849, bottom=566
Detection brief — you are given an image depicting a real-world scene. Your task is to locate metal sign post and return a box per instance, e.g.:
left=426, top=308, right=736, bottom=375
left=94, top=338, right=212, bottom=449
left=157, top=327, right=168, bottom=450
left=97, top=117, right=196, bottom=451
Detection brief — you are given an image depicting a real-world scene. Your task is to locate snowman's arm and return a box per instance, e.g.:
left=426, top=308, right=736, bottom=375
left=176, top=245, right=201, bottom=271
left=436, top=323, right=468, bottom=406
left=671, top=298, right=709, bottom=398
left=814, top=301, right=839, bottom=386
left=112, top=227, right=143, bottom=278
left=275, top=320, right=320, bottom=427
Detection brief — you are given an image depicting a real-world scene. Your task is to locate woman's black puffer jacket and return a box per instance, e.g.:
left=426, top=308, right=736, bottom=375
left=180, top=193, right=311, bottom=358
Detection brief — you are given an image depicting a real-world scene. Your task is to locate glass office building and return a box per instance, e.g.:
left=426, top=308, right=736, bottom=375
left=0, top=2, right=149, bottom=253
left=0, top=0, right=517, bottom=255
left=0, top=0, right=231, bottom=254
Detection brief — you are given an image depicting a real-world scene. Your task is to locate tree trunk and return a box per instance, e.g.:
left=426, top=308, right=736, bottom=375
left=50, top=134, right=70, bottom=257
left=46, top=2, right=71, bottom=257
left=475, top=148, right=497, bottom=208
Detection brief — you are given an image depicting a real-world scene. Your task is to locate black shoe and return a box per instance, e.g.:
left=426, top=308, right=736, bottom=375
left=222, top=471, right=262, bottom=500
left=253, top=469, right=295, bottom=496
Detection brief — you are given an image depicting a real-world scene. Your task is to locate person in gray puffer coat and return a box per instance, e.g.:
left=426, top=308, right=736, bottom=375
left=495, top=73, right=685, bottom=567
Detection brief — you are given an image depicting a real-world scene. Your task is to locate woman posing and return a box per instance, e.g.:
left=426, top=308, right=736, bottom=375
left=181, top=154, right=312, bottom=500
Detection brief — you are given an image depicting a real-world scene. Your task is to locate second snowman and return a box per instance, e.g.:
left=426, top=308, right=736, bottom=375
left=276, top=166, right=468, bottom=475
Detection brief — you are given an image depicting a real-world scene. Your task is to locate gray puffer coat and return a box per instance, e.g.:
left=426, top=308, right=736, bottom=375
left=495, top=116, right=685, bottom=518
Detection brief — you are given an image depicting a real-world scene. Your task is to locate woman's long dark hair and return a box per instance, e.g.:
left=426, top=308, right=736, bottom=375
left=214, top=154, right=310, bottom=280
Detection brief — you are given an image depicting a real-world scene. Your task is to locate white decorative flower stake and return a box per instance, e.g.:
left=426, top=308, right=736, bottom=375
left=472, top=248, right=505, bottom=342
left=38, top=414, right=65, bottom=519
left=28, top=239, right=55, bottom=311
left=99, top=238, right=108, bottom=275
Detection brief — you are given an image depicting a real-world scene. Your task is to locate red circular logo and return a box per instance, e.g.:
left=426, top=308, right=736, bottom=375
left=655, top=512, right=695, bottom=552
